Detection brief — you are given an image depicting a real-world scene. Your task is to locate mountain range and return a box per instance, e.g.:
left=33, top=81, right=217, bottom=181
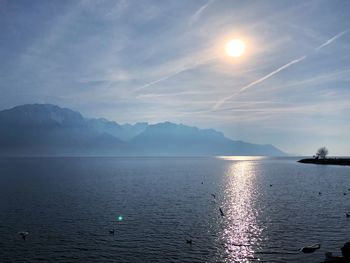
left=0, top=104, right=286, bottom=156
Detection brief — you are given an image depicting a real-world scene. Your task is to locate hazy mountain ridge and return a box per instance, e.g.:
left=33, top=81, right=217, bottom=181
left=87, top=118, right=148, bottom=141
left=0, top=104, right=85, bottom=126
left=0, top=104, right=286, bottom=156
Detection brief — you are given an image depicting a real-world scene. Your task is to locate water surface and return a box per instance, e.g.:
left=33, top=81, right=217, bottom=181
left=0, top=157, right=349, bottom=262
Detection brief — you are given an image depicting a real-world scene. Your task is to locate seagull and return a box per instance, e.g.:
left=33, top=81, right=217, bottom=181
left=211, top=193, right=216, bottom=199
left=186, top=239, right=192, bottom=245
left=300, top=244, right=321, bottom=253
left=18, top=231, right=29, bottom=240
left=219, top=207, right=224, bottom=217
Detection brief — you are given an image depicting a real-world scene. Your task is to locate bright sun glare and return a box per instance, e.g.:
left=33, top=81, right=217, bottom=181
left=225, top=39, right=246, bottom=57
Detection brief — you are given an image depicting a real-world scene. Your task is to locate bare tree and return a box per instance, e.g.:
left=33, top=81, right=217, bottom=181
left=315, top=147, right=329, bottom=159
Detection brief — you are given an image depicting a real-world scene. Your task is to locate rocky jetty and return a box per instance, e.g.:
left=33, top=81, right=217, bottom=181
left=298, top=158, right=350, bottom=166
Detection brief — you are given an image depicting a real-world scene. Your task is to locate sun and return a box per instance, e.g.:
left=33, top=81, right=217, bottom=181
left=225, top=39, right=246, bottom=57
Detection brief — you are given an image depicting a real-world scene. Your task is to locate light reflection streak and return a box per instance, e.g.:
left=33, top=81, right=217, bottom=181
left=220, top=161, right=263, bottom=262
left=216, top=156, right=267, bottom=161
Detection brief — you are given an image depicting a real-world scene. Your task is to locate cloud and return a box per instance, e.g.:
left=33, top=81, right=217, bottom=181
left=104, top=0, right=129, bottom=19
left=259, top=68, right=350, bottom=94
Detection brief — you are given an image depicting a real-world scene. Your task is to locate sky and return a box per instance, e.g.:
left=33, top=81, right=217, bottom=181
left=0, top=0, right=350, bottom=155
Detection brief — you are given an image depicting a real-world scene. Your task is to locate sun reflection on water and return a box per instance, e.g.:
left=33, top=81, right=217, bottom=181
left=216, top=156, right=267, bottom=161
left=220, top=161, right=263, bottom=262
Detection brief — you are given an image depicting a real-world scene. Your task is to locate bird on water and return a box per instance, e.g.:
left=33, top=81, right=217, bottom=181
left=300, top=244, right=321, bottom=253
left=18, top=231, right=29, bottom=240
left=186, top=239, right=192, bottom=245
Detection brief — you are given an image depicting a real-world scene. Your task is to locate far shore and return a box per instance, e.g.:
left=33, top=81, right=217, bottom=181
left=298, top=158, right=350, bottom=166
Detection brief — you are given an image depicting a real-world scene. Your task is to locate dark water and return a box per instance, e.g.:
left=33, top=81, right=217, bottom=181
left=0, top=157, right=350, bottom=262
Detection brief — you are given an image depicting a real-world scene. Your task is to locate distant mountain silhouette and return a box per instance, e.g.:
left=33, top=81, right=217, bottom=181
left=0, top=104, right=125, bottom=155
left=87, top=118, right=147, bottom=141
left=130, top=122, right=284, bottom=156
left=0, top=104, right=287, bottom=156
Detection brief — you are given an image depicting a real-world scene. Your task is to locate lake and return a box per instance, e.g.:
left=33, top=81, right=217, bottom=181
left=0, top=157, right=349, bottom=262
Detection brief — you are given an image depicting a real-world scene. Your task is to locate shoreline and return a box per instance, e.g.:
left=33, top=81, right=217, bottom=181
left=298, top=158, right=350, bottom=166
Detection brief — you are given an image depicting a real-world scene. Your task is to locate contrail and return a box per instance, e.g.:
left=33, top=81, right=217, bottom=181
left=135, top=67, right=190, bottom=91
left=213, top=29, right=350, bottom=110
left=316, top=29, right=349, bottom=50
left=213, top=56, right=306, bottom=110
left=135, top=0, right=216, bottom=92
left=135, top=56, right=217, bottom=91
left=189, top=0, right=215, bottom=26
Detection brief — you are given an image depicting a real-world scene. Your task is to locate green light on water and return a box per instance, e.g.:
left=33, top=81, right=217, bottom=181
left=117, top=216, right=123, bottom=221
